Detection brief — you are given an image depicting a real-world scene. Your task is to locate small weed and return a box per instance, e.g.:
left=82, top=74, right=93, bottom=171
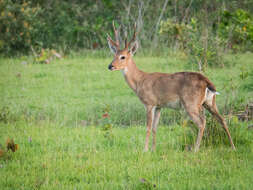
left=33, top=48, right=62, bottom=64
left=0, top=106, right=17, bottom=123
left=100, top=105, right=114, bottom=146
left=0, top=106, right=10, bottom=123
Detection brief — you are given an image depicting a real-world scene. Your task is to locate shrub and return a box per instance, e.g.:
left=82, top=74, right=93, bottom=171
left=160, top=18, right=224, bottom=70
left=218, top=9, right=253, bottom=51
left=0, top=1, right=113, bottom=55
left=0, top=0, right=42, bottom=54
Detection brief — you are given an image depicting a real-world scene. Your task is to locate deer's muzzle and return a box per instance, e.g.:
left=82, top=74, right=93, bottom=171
left=108, top=63, right=114, bottom=70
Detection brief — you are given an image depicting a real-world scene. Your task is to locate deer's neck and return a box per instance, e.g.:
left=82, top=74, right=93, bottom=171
left=121, top=59, right=145, bottom=93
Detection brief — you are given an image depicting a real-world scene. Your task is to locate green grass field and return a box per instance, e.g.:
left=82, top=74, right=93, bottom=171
left=0, top=52, right=253, bottom=189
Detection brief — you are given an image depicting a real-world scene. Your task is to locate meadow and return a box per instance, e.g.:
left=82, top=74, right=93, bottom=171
left=0, top=52, right=253, bottom=189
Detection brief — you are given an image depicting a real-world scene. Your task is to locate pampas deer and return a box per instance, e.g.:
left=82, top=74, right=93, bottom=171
left=107, top=22, right=235, bottom=152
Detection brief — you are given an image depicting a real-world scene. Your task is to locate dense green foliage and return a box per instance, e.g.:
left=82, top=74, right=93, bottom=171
left=0, top=54, right=253, bottom=189
left=218, top=9, right=253, bottom=51
left=1, top=0, right=253, bottom=56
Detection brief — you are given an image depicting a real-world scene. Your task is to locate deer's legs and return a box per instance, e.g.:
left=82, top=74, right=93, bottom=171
left=152, top=108, right=161, bottom=151
left=203, top=102, right=236, bottom=150
left=185, top=106, right=206, bottom=152
left=144, top=105, right=156, bottom=152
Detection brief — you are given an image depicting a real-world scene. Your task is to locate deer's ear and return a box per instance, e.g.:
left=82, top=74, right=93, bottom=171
left=107, top=35, right=117, bottom=54
left=129, top=41, right=138, bottom=56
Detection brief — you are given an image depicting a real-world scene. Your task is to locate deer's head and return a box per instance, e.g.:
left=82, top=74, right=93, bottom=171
left=107, top=22, right=138, bottom=71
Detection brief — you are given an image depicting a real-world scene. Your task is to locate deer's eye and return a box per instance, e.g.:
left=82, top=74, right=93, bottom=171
left=119, top=55, right=125, bottom=60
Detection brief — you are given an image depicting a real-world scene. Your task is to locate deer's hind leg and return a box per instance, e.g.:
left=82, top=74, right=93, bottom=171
left=183, top=104, right=206, bottom=152
left=181, top=90, right=207, bottom=152
left=203, top=95, right=236, bottom=150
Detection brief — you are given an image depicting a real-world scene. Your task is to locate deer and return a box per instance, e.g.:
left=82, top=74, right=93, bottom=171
left=107, top=22, right=236, bottom=152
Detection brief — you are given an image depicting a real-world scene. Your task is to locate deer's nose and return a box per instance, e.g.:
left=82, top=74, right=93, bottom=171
left=108, top=63, right=113, bottom=70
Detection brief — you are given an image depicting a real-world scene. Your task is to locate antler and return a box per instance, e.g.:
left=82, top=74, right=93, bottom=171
left=107, top=21, right=120, bottom=51
left=125, top=22, right=138, bottom=49
left=112, top=21, right=120, bottom=47
left=124, top=29, right=128, bottom=48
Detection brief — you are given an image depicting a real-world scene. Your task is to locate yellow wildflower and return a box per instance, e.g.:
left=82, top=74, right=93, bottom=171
left=23, top=21, right=28, bottom=28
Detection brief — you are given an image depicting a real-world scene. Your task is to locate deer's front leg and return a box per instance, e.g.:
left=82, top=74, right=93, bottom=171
left=144, top=105, right=156, bottom=152
left=152, top=108, right=161, bottom=151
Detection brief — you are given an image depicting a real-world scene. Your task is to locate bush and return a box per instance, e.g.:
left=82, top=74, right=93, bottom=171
left=218, top=9, right=253, bottom=51
left=159, top=18, right=224, bottom=70
left=0, top=0, right=114, bottom=55
left=159, top=18, right=190, bottom=50
left=0, top=0, right=42, bottom=54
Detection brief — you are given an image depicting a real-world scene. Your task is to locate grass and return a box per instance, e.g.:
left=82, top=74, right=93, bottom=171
left=0, top=52, right=253, bottom=189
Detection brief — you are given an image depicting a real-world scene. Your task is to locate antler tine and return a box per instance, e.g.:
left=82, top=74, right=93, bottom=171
left=107, top=33, right=118, bottom=48
left=112, top=21, right=120, bottom=49
left=124, top=29, right=128, bottom=49
left=127, top=22, right=138, bottom=48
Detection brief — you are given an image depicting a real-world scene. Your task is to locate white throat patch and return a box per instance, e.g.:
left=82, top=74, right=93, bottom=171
left=121, top=67, right=128, bottom=76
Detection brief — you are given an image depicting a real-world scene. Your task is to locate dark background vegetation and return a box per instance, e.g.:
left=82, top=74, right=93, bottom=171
left=1, top=0, right=253, bottom=59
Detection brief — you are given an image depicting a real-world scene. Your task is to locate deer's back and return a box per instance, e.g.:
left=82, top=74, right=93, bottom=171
left=137, top=72, right=216, bottom=107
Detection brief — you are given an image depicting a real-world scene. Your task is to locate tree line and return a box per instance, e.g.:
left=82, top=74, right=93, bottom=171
left=0, top=0, right=253, bottom=58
